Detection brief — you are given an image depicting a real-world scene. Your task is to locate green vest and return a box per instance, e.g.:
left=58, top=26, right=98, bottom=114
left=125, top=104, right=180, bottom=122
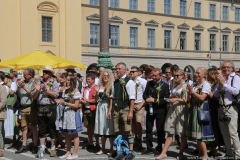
left=113, top=76, right=130, bottom=109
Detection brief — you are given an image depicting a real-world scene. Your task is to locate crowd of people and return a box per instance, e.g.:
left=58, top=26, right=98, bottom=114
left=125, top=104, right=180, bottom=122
left=0, top=60, right=239, bottom=160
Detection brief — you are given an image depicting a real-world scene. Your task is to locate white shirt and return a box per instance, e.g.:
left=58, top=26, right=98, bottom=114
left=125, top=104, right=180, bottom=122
left=193, top=81, right=211, bottom=95
left=111, top=74, right=136, bottom=100
left=95, top=77, right=99, bottom=85
left=83, top=85, right=95, bottom=108
left=0, top=82, right=9, bottom=95
left=188, top=80, right=193, bottom=86
left=163, top=77, right=174, bottom=86
left=213, top=72, right=240, bottom=105
left=134, top=77, right=147, bottom=103
left=11, top=81, right=17, bottom=92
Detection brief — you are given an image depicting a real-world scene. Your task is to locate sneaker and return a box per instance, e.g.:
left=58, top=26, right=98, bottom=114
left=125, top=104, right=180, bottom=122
left=86, top=143, right=94, bottom=150
left=50, top=149, right=57, bottom=157
left=35, top=149, right=44, bottom=158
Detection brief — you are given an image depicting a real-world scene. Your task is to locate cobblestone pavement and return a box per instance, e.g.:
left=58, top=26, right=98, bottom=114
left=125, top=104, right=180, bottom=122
left=2, top=127, right=226, bottom=160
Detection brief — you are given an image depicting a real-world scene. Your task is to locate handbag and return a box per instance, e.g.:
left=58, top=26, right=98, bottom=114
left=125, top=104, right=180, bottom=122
left=197, top=110, right=210, bottom=122
left=90, top=105, right=96, bottom=112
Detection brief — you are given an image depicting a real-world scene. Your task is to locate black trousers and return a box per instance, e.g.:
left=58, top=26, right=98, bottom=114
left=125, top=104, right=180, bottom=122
left=146, top=112, right=166, bottom=151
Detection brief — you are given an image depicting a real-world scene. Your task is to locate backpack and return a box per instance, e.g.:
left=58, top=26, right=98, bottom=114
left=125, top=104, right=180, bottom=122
left=112, top=135, right=136, bottom=159
left=231, top=75, right=240, bottom=108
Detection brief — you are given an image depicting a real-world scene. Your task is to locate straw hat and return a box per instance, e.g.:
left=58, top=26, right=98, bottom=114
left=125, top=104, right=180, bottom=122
left=42, top=65, right=54, bottom=74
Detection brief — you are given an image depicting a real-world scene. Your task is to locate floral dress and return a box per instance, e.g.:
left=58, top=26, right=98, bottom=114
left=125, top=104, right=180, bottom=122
left=186, top=81, right=215, bottom=141
left=164, top=83, right=188, bottom=134
left=59, top=90, right=82, bottom=134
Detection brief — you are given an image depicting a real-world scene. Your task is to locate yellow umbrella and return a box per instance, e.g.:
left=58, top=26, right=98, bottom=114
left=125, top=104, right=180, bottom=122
left=0, top=63, right=15, bottom=69
left=0, top=50, right=87, bottom=70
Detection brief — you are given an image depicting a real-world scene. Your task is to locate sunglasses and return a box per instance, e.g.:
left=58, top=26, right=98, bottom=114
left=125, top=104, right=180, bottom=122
left=130, top=71, right=138, bottom=73
left=173, top=74, right=183, bottom=78
left=221, top=66, right=232, bottom=69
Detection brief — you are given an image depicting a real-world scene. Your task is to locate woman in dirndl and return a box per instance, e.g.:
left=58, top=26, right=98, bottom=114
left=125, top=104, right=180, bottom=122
left=186, top=67, right=215, bottom=160
left=156, top=69, right=188, bottom=160
left=56, top=75, right=82, bottom=159
left=4, top=74, right=17, bottom=137
left=55, top=73, right=67, bottom=149
left=94, top=70, right=115, bottom=155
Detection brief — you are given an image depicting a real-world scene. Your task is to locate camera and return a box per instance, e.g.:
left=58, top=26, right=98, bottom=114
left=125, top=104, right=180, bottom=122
left=219, top=113, right=231, bottom=122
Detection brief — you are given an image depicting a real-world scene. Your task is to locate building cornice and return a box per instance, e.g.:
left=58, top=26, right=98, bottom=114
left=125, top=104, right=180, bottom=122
left=127, top=18, right=142, bottom=25
left=192, top=24, right=205, bottom=31
left=82, top=4, right=240, bottom=25
left=208, top=26, right=219, bottom=32
left=178, top=23, right=190, bottom=30
left=82, top=51, right=240, bottom=62
left=233, top=28, right=240, bottom=34
left=82, top=44, right=238, bottom=54
left=37, top=1, right=59, bottom=13
left=162, top=21, right=175, bottom=28
left=145, top=20, right=159, bottom=27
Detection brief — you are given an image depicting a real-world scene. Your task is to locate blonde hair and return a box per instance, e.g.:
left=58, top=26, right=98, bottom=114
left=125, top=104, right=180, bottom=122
left=197, top=67, right=207, bottom=78
left=207, top=68, right=219, bottom=84
left=99, top=70, right=113, bottom=94
left=175, top=69, right=185, bottom=78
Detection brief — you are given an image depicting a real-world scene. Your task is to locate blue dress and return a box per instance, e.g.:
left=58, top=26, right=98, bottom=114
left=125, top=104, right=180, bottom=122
left=59, top=91, right=82, bottom=134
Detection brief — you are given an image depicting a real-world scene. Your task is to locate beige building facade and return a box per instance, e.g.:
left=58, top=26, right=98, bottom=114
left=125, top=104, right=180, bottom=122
left=82, top=0, right=240, bottom=74
left=0, top=0, right=82, bottom=66
left=1, top=0, right=240, bottom=76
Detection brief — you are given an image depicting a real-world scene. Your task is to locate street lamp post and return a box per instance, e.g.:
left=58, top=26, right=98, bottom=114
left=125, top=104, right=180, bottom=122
left=97, top=0, right=113, bottom=70
left=219, top=0, right=222, bottom=67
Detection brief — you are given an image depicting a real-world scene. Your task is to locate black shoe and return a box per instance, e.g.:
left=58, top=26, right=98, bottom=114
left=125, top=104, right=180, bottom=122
left=113, top=152, right=125, bottom=160
left=32, top=146, right=38, bottom=154
left=8, top=142, right=17, bottom=149
left=8, top=136, right=22, bottom=149
left=141, top=148, right=153, bottom=155
left=191, top=149, right=199, bottom=155
left=94, top=144, right=101, bottom=150
left=123, top=152, right=135, bottom=160
left=152, top=130, right=157, bottom=135
left=83, top=139, right=88, bottom=143
left=15, top=146, right=28, bottom=154
left=86, top=143, right=94, bottom=150
left=138, top=144, right=143, bottom=150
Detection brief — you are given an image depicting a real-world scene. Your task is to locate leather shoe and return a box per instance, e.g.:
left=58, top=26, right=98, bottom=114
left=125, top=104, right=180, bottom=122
left=15, top=146, right=28, bottom=154
left=32, top=146, right=38, bottom=154
left=0, top=151, right=4, bottom=157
